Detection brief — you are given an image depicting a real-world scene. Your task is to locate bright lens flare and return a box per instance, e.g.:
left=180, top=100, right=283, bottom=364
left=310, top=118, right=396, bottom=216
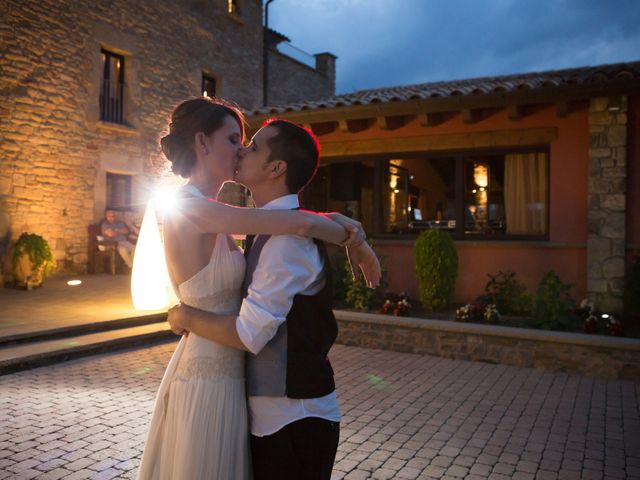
left=153, top=188, right=178, bottom=213
left=131, top=201, right=178, bottom=310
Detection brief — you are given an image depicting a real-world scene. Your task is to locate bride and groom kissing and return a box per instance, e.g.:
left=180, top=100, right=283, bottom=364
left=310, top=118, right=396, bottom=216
left=136, top=97, right=381, bottom=479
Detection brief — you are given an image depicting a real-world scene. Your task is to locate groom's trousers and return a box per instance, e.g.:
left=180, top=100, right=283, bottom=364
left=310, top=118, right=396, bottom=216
left=250, top=416, right=340, bottom=480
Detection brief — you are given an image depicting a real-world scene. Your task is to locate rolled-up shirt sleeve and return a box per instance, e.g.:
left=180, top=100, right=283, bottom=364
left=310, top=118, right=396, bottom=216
left=235, top=235, right=324, bottom=355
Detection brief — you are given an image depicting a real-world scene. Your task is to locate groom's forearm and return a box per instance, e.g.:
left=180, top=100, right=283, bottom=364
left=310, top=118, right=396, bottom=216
left=180, top=306, right=248, bottom=351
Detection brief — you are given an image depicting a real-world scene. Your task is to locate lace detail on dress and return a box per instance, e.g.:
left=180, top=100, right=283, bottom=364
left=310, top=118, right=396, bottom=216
left=180, top=287, right=242, bottom=315
left=174, top=355, right=244, bottom=381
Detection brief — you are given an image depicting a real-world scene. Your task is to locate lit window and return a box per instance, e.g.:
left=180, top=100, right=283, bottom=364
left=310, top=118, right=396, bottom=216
left=202, top=74, right=217, bottom=98
left=303, top=151, right=549, bottom=239
left=228, top=0, right=240, bottom=15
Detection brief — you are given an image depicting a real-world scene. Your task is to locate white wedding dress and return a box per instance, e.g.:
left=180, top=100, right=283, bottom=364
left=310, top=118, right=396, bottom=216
left=137, top=226, right=250, bottom=479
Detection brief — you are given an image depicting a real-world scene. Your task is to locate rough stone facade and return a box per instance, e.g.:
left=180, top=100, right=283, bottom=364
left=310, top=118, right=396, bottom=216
left=266, top=49, right=336, bottom=106
left=335, top=311, right=640, bottom=381
left=587, top=96, right=628, bottom=313
left=0, top=0, right=334, bottom=276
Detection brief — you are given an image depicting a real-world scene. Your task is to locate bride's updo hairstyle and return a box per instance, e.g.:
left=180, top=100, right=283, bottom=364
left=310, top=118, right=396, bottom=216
left=161, top=97, right=245, bottom=178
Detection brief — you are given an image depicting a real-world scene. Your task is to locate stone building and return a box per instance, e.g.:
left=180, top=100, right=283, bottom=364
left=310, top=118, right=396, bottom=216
left=247, top=61, right=640, bottom=314
left=0, top=0, right=335, bottom=275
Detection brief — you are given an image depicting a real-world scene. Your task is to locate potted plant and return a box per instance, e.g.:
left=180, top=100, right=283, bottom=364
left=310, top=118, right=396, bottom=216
left=12, top=232, right=56, bottom=288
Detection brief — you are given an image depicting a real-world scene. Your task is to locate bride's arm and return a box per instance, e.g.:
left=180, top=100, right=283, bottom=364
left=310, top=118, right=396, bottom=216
left=174, top=197, right=361, bottom=246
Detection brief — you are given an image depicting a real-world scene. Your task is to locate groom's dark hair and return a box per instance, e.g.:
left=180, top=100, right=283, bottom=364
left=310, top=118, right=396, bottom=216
left=262, top=119, right=320, bottom=194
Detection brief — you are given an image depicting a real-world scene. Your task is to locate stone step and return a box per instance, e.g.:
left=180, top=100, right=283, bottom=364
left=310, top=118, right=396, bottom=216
left=0, top=321, right=177, bottom=376
left=0, top=313, right=168, bottom=347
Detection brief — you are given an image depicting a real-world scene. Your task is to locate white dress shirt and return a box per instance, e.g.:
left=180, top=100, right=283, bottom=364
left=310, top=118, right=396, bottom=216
left=235, top=194, right=341, bottom=437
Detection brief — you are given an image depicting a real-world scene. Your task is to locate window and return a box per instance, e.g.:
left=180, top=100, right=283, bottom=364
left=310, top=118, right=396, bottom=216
left=106, top=173, right=132, bottom=211
left=100, top=49, right=125, bottom=124
left=388, top=151, right=549, bottom=238
left=201, top=74, right=217, bottom=98
left=303, top=150, right=549, bottom=240
left=227, top=0, right=240, bottom=15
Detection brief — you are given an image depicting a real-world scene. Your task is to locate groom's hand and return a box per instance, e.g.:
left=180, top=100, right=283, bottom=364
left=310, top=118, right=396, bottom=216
left=346, top=241, right=381, bottom=289
left=167, top=303, right=190, bottom=336
left=322, top=212, right=365, bottom=247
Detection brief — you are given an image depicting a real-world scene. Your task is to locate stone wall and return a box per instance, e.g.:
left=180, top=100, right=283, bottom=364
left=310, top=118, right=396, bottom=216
left=334, top=311, right=640, bottom=381
left=266, top=49, right=335, bottom=106
left=0, top=0, right=264, bottom=274
left=587, top=96, right=628, bottom=313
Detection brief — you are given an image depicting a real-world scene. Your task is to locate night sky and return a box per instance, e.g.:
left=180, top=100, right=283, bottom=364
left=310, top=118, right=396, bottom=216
left=268, top=0, right=640, bottom=94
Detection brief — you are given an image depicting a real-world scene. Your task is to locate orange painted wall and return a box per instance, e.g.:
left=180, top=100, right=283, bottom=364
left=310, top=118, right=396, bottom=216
left=376, top=242, right=586, bottom=304
left=318, top=103, right=592, bottom=303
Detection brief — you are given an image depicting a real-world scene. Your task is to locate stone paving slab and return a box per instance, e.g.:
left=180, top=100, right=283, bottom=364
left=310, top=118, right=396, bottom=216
left=0, top=343, right=639, bottom=479
left=0, top=274, right=165, bottom=339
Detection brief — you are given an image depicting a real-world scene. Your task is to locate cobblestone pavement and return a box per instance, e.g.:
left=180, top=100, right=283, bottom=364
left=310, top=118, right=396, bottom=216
left=1, top=343, right=639, bottom=480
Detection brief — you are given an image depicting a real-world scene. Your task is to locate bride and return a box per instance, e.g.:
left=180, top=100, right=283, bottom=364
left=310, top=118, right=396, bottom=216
left=136, top=97, right=379, bottom=479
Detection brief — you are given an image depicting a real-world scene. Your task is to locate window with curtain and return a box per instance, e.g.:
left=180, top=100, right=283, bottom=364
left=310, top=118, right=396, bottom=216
left=303, top=150, right=548, bottom=239
left=503, top=153, right=548, bottom=235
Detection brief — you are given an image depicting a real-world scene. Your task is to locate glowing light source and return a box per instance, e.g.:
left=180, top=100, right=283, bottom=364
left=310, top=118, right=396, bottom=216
left=131, top=201, right=178, bottom=310
left=66, top=279, right=82, bottom=286
left=473, top=163, right=489, bottom=188
left=153, top=187, right=178, bottom=213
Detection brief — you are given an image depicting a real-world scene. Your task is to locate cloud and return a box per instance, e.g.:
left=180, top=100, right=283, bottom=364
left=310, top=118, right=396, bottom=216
left=268, top=0, right=640, bottom=94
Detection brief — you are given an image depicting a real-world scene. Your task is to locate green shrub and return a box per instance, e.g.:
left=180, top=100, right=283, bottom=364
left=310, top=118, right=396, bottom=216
left=532, top=271, right=580, bottom=331
left=624, top=256, right=640, bottom=316
left=478, top=270, right=532, bottom=316
left=414, top=230, right=458, bottom=311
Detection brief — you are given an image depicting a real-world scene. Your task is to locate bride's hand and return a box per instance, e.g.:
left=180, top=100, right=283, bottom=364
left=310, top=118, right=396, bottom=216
left=167, top=303, right=190, bottom=336
left=322, top=212, right=365, bottom=247
left=346, top=241, right=381, bottom=289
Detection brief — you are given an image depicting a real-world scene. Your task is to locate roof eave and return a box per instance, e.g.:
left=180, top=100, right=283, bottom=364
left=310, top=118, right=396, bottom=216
left=247, top=77, right=640, bottom=129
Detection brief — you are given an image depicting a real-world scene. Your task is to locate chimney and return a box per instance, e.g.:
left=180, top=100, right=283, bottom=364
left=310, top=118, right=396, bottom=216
left=314, top=52, right=337, bottom=95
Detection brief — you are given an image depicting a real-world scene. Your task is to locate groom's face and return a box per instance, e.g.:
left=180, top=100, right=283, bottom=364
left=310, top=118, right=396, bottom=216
left=234, top=125, right=279, bottom=190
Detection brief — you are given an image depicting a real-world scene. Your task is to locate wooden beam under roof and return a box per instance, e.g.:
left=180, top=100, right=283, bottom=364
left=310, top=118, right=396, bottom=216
left=418, top=112, right=442, bottom=127
left=556, top=100, right=569, bottom=118
left=507, top=104, right=523, bottom=120
left=462, top=109, right=480, bottom=124
left=376, top=116, right=389, bottom=130
left=319, top=127, right=558, bottom=158
left=338, top=118, right=369, bottom=133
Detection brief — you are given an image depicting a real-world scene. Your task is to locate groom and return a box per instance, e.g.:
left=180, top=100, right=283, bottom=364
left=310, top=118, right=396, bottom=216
left=168, top=119, right=358, bottom=479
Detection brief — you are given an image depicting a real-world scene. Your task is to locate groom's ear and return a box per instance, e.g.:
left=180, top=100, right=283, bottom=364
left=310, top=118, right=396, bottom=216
left=268, top=159, right=287, bottom=179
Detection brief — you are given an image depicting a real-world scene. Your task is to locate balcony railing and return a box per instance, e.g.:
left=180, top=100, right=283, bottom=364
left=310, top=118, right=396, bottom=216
left=99, top=79, right=125, bottom=124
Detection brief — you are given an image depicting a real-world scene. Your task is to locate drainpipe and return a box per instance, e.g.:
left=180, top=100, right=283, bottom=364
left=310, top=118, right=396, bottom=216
left=263, top=0, right=275, bottom=107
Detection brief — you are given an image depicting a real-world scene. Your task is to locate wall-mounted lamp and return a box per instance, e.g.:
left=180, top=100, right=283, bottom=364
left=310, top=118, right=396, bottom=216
left=607, top=96, right=622, bottom=112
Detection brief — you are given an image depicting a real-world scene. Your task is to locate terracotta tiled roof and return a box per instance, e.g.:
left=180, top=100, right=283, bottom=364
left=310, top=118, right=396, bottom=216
left=250, top=60, right=640, bottom=115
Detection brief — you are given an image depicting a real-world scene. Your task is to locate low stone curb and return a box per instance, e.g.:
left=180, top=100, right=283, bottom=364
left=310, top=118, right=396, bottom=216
left=333, top=310, right=640, bottom=380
